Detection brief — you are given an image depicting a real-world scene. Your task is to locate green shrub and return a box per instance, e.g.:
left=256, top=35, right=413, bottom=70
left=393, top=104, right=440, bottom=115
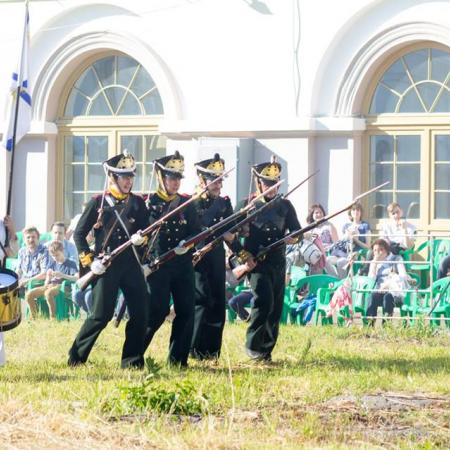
left=102, top=358, right=209, bottom=417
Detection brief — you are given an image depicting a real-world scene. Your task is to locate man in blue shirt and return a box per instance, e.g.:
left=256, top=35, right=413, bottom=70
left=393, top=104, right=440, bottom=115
left=46, top=222, right=78, bottom=266
left=26, top=240, right=78, bottom=319
left=17, top=226, right=50, bottom=289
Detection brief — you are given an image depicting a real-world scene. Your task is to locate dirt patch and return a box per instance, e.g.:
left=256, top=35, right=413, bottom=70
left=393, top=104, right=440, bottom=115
left=0, top=401, right=157, bottom=450
left=322, top=391, right=450, bottom=412
left=311, top=392, right=450, bottom=447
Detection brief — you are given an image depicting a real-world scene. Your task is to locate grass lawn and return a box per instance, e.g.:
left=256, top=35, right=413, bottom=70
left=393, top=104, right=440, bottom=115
left=1, top=319, right=449, bottom=449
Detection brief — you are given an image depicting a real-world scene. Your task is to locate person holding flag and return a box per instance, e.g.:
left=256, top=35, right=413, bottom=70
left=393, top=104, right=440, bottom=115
left=1, top=0, right=31, bottom=368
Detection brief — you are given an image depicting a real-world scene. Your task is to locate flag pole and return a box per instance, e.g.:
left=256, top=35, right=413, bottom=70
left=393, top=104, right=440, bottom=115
left=3, top=0, right=29, bottom=249
left=6, top=83, right=22, bottom=217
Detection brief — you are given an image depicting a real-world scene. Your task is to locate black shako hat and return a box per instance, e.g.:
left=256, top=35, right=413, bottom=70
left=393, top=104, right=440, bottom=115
left=154, top=150, right=185, bottom=179
left=195, top=153, right=225, bottom=180
left=252, top=155, right=281, bottom=185
left=103, top=151, right=136, bottom=177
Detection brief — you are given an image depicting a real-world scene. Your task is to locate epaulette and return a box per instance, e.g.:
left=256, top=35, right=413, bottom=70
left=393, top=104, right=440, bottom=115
left=180, top=193, right=191, bottom=198
left=93, top=194, right=103, bottom=200
left=223, top=195, right=230, bottom=201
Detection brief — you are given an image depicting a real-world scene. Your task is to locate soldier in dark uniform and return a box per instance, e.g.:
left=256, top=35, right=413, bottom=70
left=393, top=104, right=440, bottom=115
left=68, top=152, right=149, bottom=368
left=143, top=151, right=201, bottom=367
left=235, top=156, right=300, bottom=361
left=190, top=154, right=234, bottom=360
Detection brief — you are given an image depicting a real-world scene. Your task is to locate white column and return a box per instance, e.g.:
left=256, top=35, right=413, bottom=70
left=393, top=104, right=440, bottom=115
left=254, top=137, right=313, bottom=224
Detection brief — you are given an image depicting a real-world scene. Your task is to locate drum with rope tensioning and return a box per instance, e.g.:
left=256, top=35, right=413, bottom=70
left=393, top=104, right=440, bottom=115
left=0, top=268, right=21, bottom=332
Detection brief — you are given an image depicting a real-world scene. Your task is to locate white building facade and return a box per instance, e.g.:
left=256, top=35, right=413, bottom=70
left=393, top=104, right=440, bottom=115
left=1, top=0, right=450, bottom=236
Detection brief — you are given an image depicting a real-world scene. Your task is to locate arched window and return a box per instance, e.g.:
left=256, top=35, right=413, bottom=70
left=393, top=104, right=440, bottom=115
left=59, top=55, right=166, bottom=222
left=64, top=55, right=163, bottom=116
left=370, top=49, right=450, bottom=114
left=366, top=46, right=450, bottom=232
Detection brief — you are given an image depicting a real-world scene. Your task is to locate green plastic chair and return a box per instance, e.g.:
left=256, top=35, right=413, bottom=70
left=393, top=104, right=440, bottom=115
left=39, top=232, right=53, bottom=244
left=432, top=239, right=450, bottom=280
left=351, top=248, right=369, bottom=275
left=288, top=274, right=339, bottom=325
left=288, top=265, right=307, bottom=285
left=407, top=239, right=448, bottom=288
left=23, top=278, right=77, bottom=321
left=398, top=272, right=421, bottom=326
left=314, top=286, right=337, bottom=325
left=283, top=266, right=307, bottom=323
left=4, top=257, right=18, bottom=271
left=415, top=277, right=450, bottom=328
left=15, top=231, right=24, bottom=248
left=22, top=279, right=49, bottom=319
left=54, top=280, right=78, bottom=321
left=337, top=275, right=377, bottom=326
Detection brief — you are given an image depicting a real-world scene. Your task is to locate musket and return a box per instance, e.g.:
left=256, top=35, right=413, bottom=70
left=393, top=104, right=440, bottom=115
left=193, top=170, right=319, bottom=265
left=147, top=180, right=285, bottom=274
left=234, top=181, right=389, bottom=280
left=77, top=167, right=234, bottom=291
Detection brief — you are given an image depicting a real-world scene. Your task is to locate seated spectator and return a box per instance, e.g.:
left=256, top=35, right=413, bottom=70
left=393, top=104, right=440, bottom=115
left=73, top=286, right=93, bottom=316
left=229, top=290, right=253, bottom=321
left=46, top=221, right=78, bottom=265
left=342, top=202, right=371, bottom=252
left=17, top=226, right=50, bottom=291
left=226, top=259, right=256, bottom=321
left=366, top=238, right=408, bottom=326
left=381, top=202, right=416, bottom=254
left=26, top=241, right=78, bottom=319
left=328, top=202, right=371, bottom=278
left=305, top=203, right=339, bottom=276
left=305, top=204, right=338, bottom=252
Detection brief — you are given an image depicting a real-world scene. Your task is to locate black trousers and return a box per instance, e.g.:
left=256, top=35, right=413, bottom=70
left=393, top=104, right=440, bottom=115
left=69, top=252, right=149, bottom=368
left=143, top=257, right=195, bottom=366
left=366, top=292, right=402, bottom=318
left=191, top=247, right=226, bottom=359
left=246, top=260, right=286, bottom=357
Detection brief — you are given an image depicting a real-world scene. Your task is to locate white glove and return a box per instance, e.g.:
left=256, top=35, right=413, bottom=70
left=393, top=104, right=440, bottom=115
left=174, top=240, right=189, bottom=255
left=142, top=264, right=152, bottom=278
left=130, top=231, right=145, bottom=246
left=91, top=259, right=107, bottom=275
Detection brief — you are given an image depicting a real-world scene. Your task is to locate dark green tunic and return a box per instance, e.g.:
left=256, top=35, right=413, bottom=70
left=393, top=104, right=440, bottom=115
left=191, top=194, right=233, bottom=359
left=236, top=195, right=300, bottom=359
left=69, top=193, right=149, bottom=368
left=143, top=192, right=201, bottom=366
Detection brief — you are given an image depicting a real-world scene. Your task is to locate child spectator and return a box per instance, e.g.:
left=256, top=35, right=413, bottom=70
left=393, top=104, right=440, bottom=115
left=47, top=221, right=78, bottom=265
left=305, top=204, right=338, bottom=252
left=366, top=238, right=408, bottom=326
left=328, top=202, right=371, bottom=278
left=305, top=203, right=338, bottom=276
left=26, top=241, right=78, bottom=319
left=381, top=202, right=416, bottom=254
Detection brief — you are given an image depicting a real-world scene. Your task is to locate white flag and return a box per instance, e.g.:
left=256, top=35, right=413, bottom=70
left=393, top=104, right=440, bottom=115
left=1, top=1, right=31, bottom=152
